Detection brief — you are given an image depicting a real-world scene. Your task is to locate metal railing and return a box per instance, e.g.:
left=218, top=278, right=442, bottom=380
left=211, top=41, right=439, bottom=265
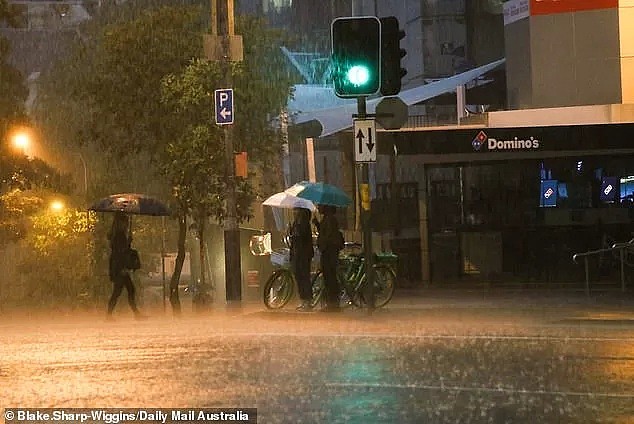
left=572, top=238, right=633, bottom=295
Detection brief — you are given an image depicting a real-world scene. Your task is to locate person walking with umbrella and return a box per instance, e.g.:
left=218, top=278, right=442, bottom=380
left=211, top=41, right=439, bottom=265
left=289, top=207, right=314, bottom=311
left=313, top=204, right=344, bottom=312
left=106, top=212, right=143, bottom=319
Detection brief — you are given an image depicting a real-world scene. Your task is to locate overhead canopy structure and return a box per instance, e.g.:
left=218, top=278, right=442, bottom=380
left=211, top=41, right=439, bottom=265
left=289, top=58, right=506, bottom=138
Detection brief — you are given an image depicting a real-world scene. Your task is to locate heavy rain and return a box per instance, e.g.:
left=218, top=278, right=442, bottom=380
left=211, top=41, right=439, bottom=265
left=1, top=1, right=634, bottom=423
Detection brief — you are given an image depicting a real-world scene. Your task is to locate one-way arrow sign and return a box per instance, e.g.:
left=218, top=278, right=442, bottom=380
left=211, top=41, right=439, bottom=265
left=354, top=119, right=377, bottom=162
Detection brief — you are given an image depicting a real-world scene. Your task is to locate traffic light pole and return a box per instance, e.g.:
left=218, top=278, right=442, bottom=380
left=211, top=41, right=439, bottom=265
left=331, top=15, right=406, bottom=313
left=357, top=96, right=375, bottom=313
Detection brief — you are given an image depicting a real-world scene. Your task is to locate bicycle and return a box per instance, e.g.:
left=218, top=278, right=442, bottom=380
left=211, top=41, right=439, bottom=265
left=262, top=246, right=322, bottom=309
left=311, top=242, right=397, bottom=309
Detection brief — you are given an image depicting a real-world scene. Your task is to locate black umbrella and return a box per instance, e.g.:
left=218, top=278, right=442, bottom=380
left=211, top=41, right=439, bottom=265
left=89, top=193, right=171, bottom=311
left=89, top=193, right=170, bottom=216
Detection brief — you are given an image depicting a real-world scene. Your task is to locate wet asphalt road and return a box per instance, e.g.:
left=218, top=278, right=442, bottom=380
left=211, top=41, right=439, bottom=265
left=1, top=294, right=633, bottom=424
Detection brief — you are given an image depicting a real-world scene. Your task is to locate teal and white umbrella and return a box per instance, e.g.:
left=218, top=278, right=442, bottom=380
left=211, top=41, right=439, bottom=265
left=285, top=181, right=351, bottom=208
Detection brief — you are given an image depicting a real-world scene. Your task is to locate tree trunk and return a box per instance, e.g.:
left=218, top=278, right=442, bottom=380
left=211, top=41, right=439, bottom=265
left=169, top=214, right=187, bottom=315
left=193, top=217, right=207, bottom=310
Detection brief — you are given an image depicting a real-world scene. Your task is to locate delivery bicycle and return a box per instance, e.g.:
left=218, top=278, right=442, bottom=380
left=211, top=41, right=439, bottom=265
left=311, top=242, right=397, bottom=309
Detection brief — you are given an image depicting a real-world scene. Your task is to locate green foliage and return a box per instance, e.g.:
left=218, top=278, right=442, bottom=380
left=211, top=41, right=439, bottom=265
left=0, top=189, right=95, bottom=307
left=160, top=16, right=296, bottom=224
left=35, top=5, right=205, bottom=195
left=0, top=38, right=27, bottom=128
left=233, top=16, right=298, bottom=159
left=36, top=6, right=295, bottom=208
left=0, top=0, right=27, bottom=137
left=160, top=60, right=251, bottom=225
left=0, top=189, right=43, bottom=246
left=0, top=154, right=71, bottom=191
left=30, top=208, right=92, bottom=255
left=0, top=0, right=29, bottom=142
left=18, top=207, right=94, bottom=307
left=90, top=6, right=204, bottom=157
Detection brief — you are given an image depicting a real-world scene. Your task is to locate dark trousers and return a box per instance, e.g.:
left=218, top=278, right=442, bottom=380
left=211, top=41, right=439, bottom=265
left=320, top=249, right=339, bottom=307
left=107, top=272, right=139, bottom=315
left=293, top=256, right=313, bottom=302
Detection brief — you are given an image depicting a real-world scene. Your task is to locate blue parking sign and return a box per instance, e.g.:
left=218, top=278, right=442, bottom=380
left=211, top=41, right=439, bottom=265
left=215, top=88, right=234, bottom=125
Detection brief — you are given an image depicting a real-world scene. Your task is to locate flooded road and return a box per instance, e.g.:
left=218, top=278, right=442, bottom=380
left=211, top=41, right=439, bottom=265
left=1, top=296, right=633, bottom=423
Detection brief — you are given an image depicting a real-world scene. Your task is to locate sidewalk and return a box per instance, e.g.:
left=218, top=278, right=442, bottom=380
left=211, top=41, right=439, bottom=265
left=391, top=283, right=634, bottom=308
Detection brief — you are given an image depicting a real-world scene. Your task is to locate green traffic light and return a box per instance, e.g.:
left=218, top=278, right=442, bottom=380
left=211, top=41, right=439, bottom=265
left=347, top=65, right=371, bottom=86
left=331, top=16, right=381, bottom=97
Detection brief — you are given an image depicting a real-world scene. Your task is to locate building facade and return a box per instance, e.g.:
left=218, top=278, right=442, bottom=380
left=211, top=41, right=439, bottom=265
left=504, top=0, right=634, bottom=109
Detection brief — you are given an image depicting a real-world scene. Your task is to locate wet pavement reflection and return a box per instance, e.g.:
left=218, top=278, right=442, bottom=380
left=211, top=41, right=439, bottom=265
left=1, top=298, right=633, bottom=423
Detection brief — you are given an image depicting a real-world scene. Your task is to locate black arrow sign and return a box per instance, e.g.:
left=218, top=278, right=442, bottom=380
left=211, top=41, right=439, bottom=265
left=356, top=129, right=365, bottom=154
left=366, top=128, right=374, bottom=152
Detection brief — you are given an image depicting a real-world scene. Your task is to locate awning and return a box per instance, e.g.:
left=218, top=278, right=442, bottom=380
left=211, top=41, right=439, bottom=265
left=290, top=58, right=506, bottom=138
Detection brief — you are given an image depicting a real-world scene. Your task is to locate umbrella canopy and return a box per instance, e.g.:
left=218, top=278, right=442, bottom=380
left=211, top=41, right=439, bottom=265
left=262, top=192, right=316, bottom=211
left=285, top=181, right=351, bottom=207
left=89, top=193, right=170, bottom=216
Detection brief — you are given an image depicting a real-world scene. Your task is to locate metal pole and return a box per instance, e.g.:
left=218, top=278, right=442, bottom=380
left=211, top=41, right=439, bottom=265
left=584, top=257, right=590, bottom=297
left=620, top=248, right=626, bottom=293
left=77, top=152, right=89, bottom=224
left=218, top=0, right=242, bottom=303
left=161, top=216, right=166, bottom=312
left=357, top=96, right=375, bottom=313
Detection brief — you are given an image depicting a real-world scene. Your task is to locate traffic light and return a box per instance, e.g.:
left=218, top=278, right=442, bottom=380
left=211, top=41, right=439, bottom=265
left=331, top=16, right=381, bottom=98
left=380, top=16, right=407, bottom=96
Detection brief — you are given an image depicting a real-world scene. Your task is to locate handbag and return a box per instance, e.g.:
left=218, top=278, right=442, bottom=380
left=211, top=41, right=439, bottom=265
left=125, top=248, right=141, bottom=270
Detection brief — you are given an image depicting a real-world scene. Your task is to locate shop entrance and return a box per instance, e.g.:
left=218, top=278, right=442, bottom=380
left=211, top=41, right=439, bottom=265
left=426, top=156, right=634, bottom=284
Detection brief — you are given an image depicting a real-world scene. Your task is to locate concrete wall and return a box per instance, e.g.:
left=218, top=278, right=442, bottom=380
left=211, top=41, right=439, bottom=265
left=505, top=5, right=623, bottom=109
left=619, top=0, right=634, bottom=103
left=504, top=17, right=532, bottom=109
left=532, top=8, right=620, bottom=108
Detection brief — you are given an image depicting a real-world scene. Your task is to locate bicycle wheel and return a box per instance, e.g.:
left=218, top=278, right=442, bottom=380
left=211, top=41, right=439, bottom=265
left=263, top=269, right=294, bottom=309
left=359, top=265, right=396, bottom=308
left=373, top=265, right=396, bottom=307
left=311, top=270, right=350, bottom=308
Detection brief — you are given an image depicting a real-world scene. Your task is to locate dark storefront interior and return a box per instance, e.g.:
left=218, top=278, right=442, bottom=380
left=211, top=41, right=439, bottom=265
left=427, top=154, right=634, bottom=284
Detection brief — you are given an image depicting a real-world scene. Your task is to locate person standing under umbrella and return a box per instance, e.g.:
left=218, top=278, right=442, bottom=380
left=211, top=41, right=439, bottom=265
left=107, top=212, right=143, bottom=319
left=290, top=207, right=314, bottom=311
left=313, top=205, right=343, bottom=312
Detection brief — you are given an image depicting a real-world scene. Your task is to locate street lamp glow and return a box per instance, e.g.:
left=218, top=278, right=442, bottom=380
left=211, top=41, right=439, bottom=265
left=13, top=132, right=30, bottom=152
left=50, top=200, right=65, bottom=213
left=347, top=65, right=371, bottom=86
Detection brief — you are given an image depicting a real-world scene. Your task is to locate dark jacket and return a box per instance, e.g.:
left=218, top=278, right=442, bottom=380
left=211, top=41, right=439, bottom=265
left=290, top=212, right=313, bottom=263
left=316, top=213, right=342, bottom=253
left=109, top=230, right=131, bottom=280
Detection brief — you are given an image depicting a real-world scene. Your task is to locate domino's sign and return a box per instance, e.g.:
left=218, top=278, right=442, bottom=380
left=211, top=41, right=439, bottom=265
left=472, top=131, right=540, bottom=151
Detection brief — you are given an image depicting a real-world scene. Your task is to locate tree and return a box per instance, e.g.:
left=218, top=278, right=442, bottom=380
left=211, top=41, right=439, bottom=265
left=34, top=6, right=297, bottom=312
left=160, top=17, right=296, bottom=310
left=35, top=5, right=205, bottom=196
left=0, top=0, right=28, bottom=140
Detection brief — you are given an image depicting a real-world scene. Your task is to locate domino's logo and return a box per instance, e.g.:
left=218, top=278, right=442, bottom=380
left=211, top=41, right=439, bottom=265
left=544, top=187, right=554, bottom=199
left=604, top=184, right=613, bottom=196
left=472, top=131, right=487, bottom=151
